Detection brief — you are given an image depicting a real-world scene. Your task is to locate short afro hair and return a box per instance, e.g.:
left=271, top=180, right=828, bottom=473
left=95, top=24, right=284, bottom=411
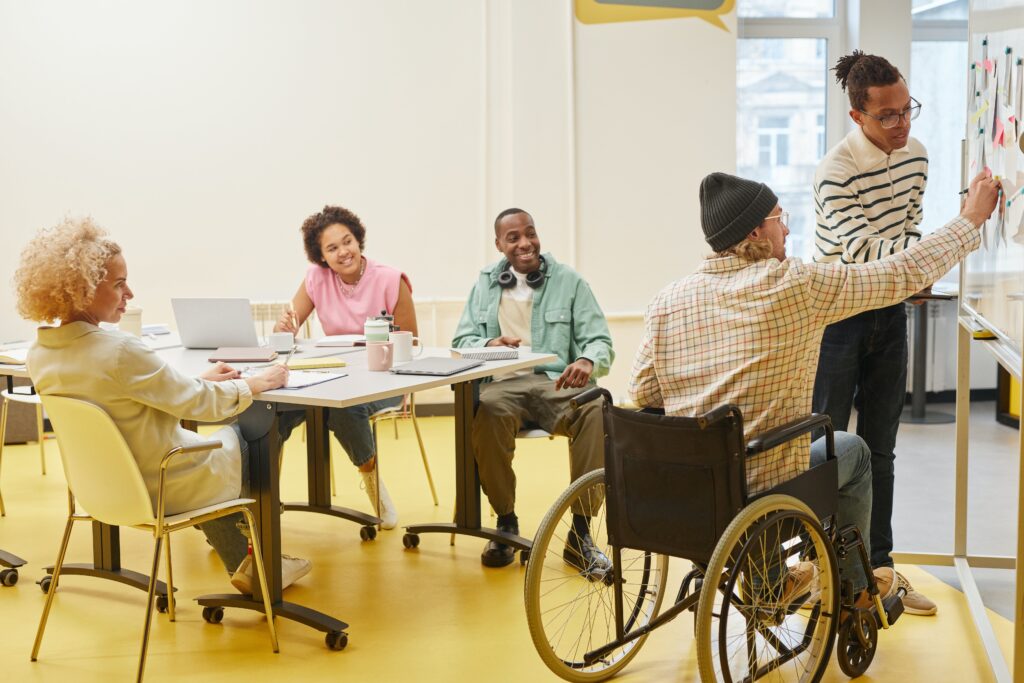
left=493, top=207, right=530, bottom=234
left=301, top=205, right=367, bottom=267
left=833, top=50, right=903, bottom=111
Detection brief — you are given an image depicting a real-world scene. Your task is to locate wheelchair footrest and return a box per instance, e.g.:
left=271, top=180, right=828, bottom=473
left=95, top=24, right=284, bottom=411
left=877, top=593, right=905, bottom=628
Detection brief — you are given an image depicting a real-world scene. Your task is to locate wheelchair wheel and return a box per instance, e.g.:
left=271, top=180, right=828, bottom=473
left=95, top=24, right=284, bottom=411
left=524, top=469, right=669, bottom=682
left=697, top=494, right=840, bottom=683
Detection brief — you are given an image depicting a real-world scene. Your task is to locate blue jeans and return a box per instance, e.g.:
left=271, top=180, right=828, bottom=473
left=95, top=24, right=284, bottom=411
left=813, top=303, right=906, bottom=569
left=811, top=431, right=872, bottom=593
left=277, top=396, right=403, bottom=467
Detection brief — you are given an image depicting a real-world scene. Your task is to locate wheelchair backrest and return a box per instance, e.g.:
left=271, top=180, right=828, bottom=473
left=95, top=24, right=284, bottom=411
left=602, top=402, right=746, bottom=564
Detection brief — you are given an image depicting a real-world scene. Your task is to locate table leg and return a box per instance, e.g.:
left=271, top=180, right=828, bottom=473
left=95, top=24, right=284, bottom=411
left=901, top=301, right=954, bottom=424
left=403, top=380, right=532, bottom=557
left=196, top=401, right=349, bottom=648
left=281, top=407, right=380, bottom=538
left=45, top=522, right=172, bottom=595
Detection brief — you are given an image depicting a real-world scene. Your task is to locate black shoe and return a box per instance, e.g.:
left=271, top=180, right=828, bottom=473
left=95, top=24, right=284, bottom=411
left=563, top=530, right=613, bottom=582
left=481, top=522, right=519, bottom=568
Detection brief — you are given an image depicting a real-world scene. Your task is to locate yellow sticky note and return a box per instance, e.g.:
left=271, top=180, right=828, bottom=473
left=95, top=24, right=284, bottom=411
left=970, top=101, right=990, bottom=125
left=287, top=356, right=347, bottom=370
left=575, top=0, right=734, bottom=31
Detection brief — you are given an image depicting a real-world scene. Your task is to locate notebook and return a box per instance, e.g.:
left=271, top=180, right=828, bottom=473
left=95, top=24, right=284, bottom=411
left=242, top=368, right=347, bottom=389
left=450, top=346, right=519, bottom=361
left=287, top=356, right=347, bottom=370
left=389, top=357, right=483, bottom=377
left=172, top=298, right=260, bottom=349
left=208, top=347, right=278, bottom=363
left=316, top=334, right=366, bottom=347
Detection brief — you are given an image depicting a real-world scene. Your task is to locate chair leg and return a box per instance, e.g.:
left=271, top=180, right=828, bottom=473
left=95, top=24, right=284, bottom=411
left=136, top=538, right=163, bottom=683
left=36, top=404, right=47, bottom=476
left=329, top=440, right=336, bottom=497
left=0, top=399, right=7, bottom=517
left=163, top=534, right=176, bottom=621
left=31, top=515, right=76, bottom=661
left=241, top=508, right=279, bottom=653
left=409, top=401, right=438, bottom=506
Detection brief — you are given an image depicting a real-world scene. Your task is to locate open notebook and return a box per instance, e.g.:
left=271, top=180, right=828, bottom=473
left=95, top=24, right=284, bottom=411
left=242, top=368, right=347, bottom=390
left=0, top=347, right=29, bottom=365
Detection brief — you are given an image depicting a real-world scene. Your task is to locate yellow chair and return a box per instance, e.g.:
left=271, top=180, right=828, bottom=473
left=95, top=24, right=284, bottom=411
left=0, top=387, right=49, bottom=517
left=32, top=395, right=278, bottom=682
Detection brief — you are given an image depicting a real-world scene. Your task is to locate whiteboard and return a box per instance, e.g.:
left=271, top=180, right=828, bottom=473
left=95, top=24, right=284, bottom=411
left=961, top=0, right=1024, bottom=365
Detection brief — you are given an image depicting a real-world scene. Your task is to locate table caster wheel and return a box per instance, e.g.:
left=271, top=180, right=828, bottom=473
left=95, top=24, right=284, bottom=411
left=325, top=630, right=348, bottom=651
left=519, top=550, right=530, bottom=566
left=402, top=533, right=420, bottom=549
left=0, top=568, right=18, bottom=587
left=156, top=595, right=174, bottom=613
left=202, top=606, right=225, bottom=624
left=38, top=575, right=52, bottom=593
left=360, top=525, right=377, bottom=541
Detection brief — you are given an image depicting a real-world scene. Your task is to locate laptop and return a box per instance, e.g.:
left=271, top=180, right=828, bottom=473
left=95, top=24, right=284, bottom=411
left=171, top=298, right=260, bottom=349
left=389, top=357, right=484, bottom=377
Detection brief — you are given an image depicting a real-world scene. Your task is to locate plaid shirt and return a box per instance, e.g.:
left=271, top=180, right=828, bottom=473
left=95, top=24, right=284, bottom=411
left=629, top=217, right=978, bottom=494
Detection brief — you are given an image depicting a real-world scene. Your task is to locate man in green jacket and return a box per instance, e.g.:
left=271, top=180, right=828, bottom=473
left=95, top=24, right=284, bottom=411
left=453, top=208, right=615, bottom=569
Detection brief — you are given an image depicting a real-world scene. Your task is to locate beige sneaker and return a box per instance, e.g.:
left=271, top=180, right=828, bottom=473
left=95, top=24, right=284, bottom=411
left=781, top=561, right=818, bottom=607
left=360, top=469, right=398, bottom=529
left=893, top=569, right=937, bottom=616
left=230, top=553, right=312, bottom=594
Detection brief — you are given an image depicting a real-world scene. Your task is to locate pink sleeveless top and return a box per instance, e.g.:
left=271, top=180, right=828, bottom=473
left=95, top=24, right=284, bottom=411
left=304, top=258, right=411, bottom=335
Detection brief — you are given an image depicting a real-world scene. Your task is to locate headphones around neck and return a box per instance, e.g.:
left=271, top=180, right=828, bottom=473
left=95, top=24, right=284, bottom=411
left=497, top=255, right=547, bottom=290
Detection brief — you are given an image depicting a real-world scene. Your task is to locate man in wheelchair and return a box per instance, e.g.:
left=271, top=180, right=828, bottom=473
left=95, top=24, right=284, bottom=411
left=629, top=170, right=1000, bottom=614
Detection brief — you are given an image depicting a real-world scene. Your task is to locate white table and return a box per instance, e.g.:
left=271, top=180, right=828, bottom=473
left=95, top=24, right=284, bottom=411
left=159, top=344, right=556, bottom=648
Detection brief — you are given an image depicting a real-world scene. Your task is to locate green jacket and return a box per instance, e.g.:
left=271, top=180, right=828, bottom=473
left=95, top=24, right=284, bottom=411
left=452, top=253, right=614, bottom=380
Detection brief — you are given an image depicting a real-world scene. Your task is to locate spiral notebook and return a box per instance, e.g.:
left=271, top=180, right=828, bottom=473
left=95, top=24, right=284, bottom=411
left=450, top=346, right=519, bottom=361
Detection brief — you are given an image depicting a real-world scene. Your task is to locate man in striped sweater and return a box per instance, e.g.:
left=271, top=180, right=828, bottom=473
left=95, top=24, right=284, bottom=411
left=812, top=51, right=934, bottom=615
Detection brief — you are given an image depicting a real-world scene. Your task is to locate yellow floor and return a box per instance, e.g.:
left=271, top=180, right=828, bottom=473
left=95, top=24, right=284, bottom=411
left=0, top=416, right=1014, bottom=682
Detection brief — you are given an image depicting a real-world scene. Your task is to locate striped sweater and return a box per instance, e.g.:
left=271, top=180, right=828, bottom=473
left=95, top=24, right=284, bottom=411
left=813, top=126, right=928, bottom=264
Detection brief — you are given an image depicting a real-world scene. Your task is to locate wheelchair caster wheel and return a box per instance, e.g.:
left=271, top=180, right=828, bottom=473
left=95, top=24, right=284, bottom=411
left=0, top=568, right=18, bottom=587
left=38, top=575, right=52, bottom=593
left=202, top=606, right=225, bottom=624
left=360, top=525, right=377, bottom=542
left=837, top=609, right=877, bottom=677
left=325, top=630, right=348, bottom=651
left=519, top=550, right=530, bottom=565
left=402, top=533, right=420, bottom=549
left=155, top=595, right=174, bottom=613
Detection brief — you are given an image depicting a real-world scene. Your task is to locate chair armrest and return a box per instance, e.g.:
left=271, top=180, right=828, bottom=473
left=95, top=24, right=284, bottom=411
left=570, top=387, right=612, bottom=410
left=745, top=414, right=833, bottom=458
left=159, top=440, right=224, bottom=470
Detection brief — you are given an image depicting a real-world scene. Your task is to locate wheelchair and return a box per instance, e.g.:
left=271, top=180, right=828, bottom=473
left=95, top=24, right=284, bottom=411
left=523, top=388, right=905, bottom=682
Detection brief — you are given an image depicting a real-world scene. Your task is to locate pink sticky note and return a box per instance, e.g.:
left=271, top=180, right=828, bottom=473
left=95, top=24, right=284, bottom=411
left=984, top=59, right=995, bottom=73
left=995, top=119, right=1005, bottom=146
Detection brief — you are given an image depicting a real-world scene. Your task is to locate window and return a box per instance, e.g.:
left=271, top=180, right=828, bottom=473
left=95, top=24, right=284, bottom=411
left=737, top=1, right=841, bottom=261
left=910, top=2, right=967, bottom=280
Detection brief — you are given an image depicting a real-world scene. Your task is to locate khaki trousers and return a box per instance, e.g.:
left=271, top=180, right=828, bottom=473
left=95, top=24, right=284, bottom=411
left=472, top=373, right=604, bottom=517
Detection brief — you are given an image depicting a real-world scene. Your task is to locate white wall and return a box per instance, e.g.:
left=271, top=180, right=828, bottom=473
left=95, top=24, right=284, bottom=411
left=0, top=0, right=737, bottom=403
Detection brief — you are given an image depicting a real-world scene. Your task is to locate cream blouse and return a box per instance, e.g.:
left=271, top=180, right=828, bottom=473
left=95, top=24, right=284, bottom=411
left=29, top=322, right=253, bottom=515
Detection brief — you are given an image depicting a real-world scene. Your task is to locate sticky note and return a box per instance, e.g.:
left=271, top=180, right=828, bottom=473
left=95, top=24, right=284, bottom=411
left=971, top=101, right=991, bottom=124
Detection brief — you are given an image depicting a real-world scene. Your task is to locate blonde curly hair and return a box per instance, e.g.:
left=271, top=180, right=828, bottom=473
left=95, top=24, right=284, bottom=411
left=14, top=217, right=122, bottom=323
left=718, top=235, right=774, bottom=262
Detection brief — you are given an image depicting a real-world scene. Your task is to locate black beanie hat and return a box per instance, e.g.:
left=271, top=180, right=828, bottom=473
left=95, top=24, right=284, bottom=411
left=699, top=172, right=779, bottom=252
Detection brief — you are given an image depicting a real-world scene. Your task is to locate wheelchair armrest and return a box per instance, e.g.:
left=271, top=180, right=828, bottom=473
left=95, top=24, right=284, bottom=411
left=570, top=387, right=612, bottom=410
left=745, top=414, right=833, bottom=458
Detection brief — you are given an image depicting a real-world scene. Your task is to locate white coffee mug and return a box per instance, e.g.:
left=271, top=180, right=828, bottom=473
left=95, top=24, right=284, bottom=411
left=390, top=330, right=422, bottom=363
left=269, top=331, right=295, bottom=353
left=120, top=306, right=143, bottom=337
left=364, top=318, right=390, bottom=343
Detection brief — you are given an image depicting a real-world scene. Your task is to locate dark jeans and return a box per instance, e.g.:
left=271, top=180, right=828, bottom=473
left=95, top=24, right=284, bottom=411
left=813, top=303, right=907, bottom=569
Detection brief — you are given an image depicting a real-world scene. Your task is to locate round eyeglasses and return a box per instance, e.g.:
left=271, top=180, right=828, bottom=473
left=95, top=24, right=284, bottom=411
left=860, top=97, right=922, bottom=129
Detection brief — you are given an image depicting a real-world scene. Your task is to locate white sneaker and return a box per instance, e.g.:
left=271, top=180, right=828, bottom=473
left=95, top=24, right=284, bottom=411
left=230, top=553, right=312, bottom=594
left=361, top=469, right=398, bottom=529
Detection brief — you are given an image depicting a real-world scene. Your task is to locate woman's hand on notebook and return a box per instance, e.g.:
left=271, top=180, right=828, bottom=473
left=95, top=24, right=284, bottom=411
left=200, top=361, right=242, bottom=382
left=244, top=364, right=290, bottom=393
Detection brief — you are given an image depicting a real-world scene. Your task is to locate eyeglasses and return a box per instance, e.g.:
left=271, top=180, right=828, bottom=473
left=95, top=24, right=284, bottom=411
left=860, top=97, right=922, bottom=129
left=764, top=211, right=789, bottom=228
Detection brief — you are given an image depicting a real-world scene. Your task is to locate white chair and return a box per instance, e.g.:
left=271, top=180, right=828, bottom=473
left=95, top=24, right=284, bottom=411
left=0, top=388, right=49, bottom=516
left=32, top=395, right=278, bottom=682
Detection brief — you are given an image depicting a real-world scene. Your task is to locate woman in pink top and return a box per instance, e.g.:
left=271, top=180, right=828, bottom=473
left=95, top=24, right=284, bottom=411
left=275, top=205, right=417, bottom=529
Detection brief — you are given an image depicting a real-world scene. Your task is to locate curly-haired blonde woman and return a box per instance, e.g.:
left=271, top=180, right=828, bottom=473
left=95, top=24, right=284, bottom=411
left=274, top=205, right=417, bottom=529
left=15, top=217, right=309, bottom=592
